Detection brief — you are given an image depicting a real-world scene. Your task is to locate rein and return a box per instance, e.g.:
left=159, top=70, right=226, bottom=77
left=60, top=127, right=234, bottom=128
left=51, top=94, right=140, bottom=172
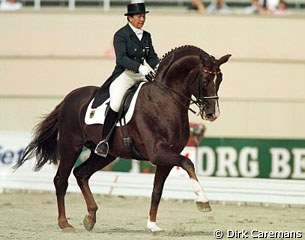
left=153, top=70, right=220, bottom=115
left=154, top=81, right=196, bottom=113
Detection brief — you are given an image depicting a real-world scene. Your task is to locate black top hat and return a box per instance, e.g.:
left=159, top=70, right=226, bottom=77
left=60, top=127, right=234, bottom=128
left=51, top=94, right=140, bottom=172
left=124, top=3, right=149, bottom=16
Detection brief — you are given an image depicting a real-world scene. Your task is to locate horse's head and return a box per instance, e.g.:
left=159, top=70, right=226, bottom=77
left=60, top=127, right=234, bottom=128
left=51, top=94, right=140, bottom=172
left=154, top=46, right=231, bottom=122
left=191, top=53, right=231, bottom=121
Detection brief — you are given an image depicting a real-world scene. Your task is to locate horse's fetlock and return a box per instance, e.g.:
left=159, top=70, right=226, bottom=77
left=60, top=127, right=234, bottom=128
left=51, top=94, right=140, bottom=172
left=88, top=206, right=98, bottom=213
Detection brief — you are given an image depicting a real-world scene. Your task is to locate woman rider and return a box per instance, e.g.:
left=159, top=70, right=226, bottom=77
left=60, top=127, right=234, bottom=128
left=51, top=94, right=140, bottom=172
left=95, top=0, right=159, bottom=157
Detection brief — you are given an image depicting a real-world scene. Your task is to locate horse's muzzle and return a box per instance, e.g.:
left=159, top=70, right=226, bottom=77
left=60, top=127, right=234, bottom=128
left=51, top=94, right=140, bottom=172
left=201, top=112, right=218, bottom=121
left=200, top=105, right=220, bottom=121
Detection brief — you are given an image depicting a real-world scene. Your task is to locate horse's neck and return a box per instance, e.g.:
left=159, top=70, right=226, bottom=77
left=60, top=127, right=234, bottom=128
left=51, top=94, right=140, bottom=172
left=156, top=55, right=199, bottom=95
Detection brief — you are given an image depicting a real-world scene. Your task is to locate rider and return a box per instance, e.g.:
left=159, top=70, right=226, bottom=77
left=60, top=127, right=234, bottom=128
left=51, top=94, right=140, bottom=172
left=95, top=0, right=159, bottom=157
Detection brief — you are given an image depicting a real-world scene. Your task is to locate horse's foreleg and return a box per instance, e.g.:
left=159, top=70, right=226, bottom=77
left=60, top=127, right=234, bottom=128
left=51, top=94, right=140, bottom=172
left=181, top=158, right=211, bottom=212
left=73, top=153, right=116, bottom=231
left=147, top=165, right=173, bottom=233
left=151, top=145, right=211, bottom=213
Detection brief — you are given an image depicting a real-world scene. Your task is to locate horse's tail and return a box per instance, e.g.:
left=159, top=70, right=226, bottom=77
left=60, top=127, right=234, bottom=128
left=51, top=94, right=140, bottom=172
left=14, top=103, right=61, bottom=171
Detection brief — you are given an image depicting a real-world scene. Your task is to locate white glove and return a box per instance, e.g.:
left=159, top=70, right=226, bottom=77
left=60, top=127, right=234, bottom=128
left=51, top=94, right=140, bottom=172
left=138, top=65, right=149, bottom=76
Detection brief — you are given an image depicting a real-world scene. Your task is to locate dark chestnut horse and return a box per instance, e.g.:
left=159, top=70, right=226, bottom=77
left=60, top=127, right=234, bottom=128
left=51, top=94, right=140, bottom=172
left=14, top=45, right=231, bottom=233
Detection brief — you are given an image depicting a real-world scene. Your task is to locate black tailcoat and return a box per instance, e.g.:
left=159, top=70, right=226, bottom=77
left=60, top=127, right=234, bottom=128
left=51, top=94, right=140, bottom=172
left=92, top=24, right=159, bottom=107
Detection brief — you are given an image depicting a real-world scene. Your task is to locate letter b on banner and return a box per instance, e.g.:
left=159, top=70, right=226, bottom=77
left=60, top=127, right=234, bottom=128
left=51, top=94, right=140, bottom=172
left=269, top=148, right=291, bottom=178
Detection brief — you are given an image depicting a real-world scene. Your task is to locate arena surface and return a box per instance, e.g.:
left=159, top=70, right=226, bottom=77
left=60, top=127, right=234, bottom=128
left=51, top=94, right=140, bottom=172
left=1, top=8, right=304, bottom=240
left=0, top=191, right=304, bottom=239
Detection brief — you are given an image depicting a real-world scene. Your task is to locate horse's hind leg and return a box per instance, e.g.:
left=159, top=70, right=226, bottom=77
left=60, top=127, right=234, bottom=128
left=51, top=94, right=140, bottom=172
left=73, top=152, right=116, bottom=231
left=54, top=144, right=83, bottom=231
left=147, top=165, right=173, bottom=233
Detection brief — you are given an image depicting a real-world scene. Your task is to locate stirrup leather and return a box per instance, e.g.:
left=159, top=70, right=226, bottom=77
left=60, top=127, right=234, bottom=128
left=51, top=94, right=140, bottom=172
left=95, top=140, right=109, bottom=157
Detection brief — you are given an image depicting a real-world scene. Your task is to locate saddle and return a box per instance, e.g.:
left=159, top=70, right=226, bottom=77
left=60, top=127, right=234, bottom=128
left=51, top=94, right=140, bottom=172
left=119, top=82, right=143, bottom=120
left=85, top=82, right=145, bottom=126
left=85, top=81, right=146, bottom=159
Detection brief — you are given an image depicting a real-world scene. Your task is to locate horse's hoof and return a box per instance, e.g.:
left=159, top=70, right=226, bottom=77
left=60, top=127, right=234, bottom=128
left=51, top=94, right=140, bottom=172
left=62, top=226, right=76, bottom=233
left=83, top=215, right=95, bottom=231
left=196, top=201, right=212, bottom=212
left=59, top=221, right=75, bottom=233
left=152, top=229, right=165, bottom=236
left=147, top=220, right=164, bottom=235
left=147, top=227, right=165, bottom=236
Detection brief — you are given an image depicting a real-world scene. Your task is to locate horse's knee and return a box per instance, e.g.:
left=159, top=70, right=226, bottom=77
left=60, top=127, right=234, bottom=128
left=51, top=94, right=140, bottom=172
left=150, top=153, right=180, bottom=166
left=73, top=163, right=91, bottom=179
left=181, top=158, right=195, bottom=169
left=73, top=168, right=89, bottom=187
left=73, top=166, right=82, bottom=179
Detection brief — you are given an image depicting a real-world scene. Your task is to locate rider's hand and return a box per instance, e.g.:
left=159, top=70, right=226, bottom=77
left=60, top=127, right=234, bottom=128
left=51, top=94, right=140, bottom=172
left=138, top=65, right=150, bottom=76
left=145, top=71, right=156, bottom=81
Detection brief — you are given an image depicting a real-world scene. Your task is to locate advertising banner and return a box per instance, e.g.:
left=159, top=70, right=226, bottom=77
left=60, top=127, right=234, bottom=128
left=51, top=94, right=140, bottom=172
left=0, top=131, right=31, bottom=169
left=196, top=138, right=305, bottom=180
left=83, top=138, right=305, bottom=180
left=1, top=131, right=304, bottom=180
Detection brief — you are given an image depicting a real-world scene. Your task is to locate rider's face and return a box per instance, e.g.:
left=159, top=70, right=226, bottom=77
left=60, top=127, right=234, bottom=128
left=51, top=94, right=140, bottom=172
left=128, top=14, right=146, bottom=29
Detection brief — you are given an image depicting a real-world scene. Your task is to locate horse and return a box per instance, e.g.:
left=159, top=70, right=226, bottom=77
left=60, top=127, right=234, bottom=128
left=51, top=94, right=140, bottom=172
left=14, top=45, right=231, bottom=233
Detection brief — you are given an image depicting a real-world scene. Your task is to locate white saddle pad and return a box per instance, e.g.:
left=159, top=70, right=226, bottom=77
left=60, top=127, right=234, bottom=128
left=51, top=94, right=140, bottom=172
left=85, top=82, right=146, bottom=126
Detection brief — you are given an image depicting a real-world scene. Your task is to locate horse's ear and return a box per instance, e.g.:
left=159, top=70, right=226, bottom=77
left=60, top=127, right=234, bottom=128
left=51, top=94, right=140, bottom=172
left=218, top=54, right=232, bottom=66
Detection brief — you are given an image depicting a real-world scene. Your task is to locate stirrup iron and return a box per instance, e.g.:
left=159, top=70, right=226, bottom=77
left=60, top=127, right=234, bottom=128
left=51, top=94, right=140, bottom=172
left=95, top=140, right=109, bottom=157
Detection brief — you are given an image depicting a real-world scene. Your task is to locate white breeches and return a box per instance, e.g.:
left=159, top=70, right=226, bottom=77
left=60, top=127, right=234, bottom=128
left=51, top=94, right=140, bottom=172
left=109, top=70, right=146, bottom=112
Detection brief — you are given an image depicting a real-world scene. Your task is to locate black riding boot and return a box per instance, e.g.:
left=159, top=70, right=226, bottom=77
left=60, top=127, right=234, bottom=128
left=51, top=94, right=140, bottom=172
left=95, top=108, right=118, bottom=157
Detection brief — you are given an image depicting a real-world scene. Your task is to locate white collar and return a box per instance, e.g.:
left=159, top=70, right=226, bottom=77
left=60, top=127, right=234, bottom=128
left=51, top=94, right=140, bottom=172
left=128, top=23, right=143, bottom=40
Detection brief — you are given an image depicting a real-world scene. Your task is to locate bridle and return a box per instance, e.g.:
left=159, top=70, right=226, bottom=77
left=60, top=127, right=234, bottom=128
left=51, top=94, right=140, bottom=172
left=190, top=69, right=221, bottom=115
left=196, top=69, right=221, bottom=100
left=153, top=68, right=222, bottom=115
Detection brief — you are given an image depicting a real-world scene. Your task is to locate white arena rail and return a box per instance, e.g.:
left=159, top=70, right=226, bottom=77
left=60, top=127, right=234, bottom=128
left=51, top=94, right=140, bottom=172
left=1, top=164, right=305, bottom=205
left=0, top=132, right=304, bottom=205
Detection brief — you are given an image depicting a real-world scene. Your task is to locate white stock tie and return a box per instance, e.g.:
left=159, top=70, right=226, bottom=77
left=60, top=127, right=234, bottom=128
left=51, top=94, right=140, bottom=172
left=134, top=29, right=143, bottom=40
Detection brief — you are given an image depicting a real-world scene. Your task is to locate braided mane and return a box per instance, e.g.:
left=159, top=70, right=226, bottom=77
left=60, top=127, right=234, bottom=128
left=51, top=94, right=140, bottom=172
left=155, top=45, right=209, bottom=71
left=154, top=45, right=211, bottom=81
